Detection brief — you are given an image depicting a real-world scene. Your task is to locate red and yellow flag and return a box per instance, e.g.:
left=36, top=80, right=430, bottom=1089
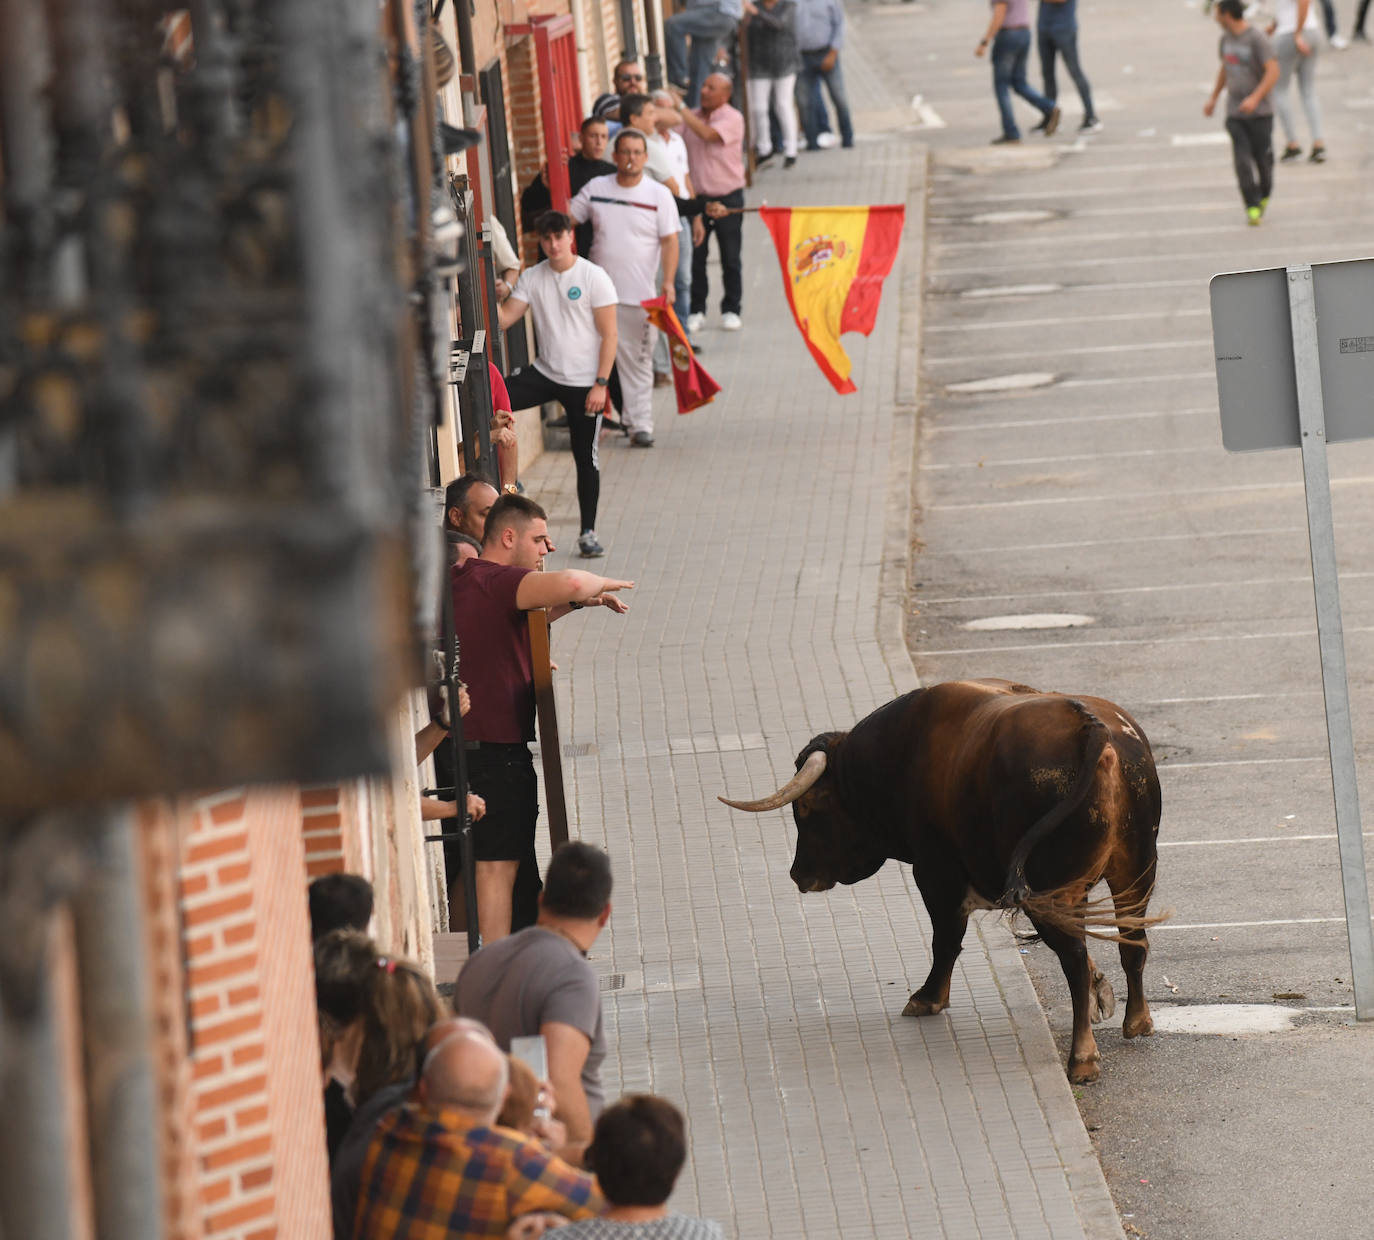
left=642, top=295, right=722, bottom=414
left=760, top=204, right=905, bottom=395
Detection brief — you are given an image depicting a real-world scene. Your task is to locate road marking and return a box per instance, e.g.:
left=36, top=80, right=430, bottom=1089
left=913, top=522, right=1370, bottom=557
left=927, top=338, right=1207, bottom=365
left=944, top=372, right=1056, bottom=393
left=925, top=307, right=1211, bottom=333
left=912, top=98, right=946, bottom=129
left=932, top=243, right=1355, bottom=277
left=1150, top=917, right=1353, bottom=931
left=914, top=626, right=1374, bottom=658
left=1157, top=756, right=1329, bottom=770
left=1158, top=834, right=1367, bottom=848
left=927, top=476, right=1374, bottom=513
left=1170, top=131, right=1231, bottom=146
left=933, top=192, right=1345, bottom=225
left=965, top=209, right=1056, bottom=225
left=934, top=221, right=1304, bottom=253
left=930, top=178, right=1371, bottom=207
left=929, top=406, right=1214, bottom=433
left=958, top=283, right=1063, bottom=298
left=1142, top=691, right=1322, bottom=704
left=923, top=446, right=1203, bottom=471
left=917, top=572, right=1374, bottom=606
left=961, top=612, right=1095, bottom=631
left=1059, top=370, right=1215, bottom=388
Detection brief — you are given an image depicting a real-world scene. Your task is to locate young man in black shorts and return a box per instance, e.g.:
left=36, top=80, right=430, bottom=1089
left=498, top=212, right=619, bottom=558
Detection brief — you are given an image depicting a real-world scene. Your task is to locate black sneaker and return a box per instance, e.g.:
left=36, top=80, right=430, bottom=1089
left=1079, top=117, right=1103, bottom=134
left=1043, top=106, right=1061, bottom=137
left=1280, top=143, right=1303, bottom=162
left=577, top=530, right=605, bottom=558
left=630, top=430, right=655, bottom=447
left=1309, top=145, right=1327, bottom=163
left=783, top=156, right=796, bottom=169
left=755, top=151, right=775, bottom=168
left=1030, top=116, right=1050, bottom=133
left=990, top=134, right=1021, bottom=145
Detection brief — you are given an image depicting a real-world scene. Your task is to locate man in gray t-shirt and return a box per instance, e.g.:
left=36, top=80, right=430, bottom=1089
left=1204, top=0, right=1280, bottom=223
left=454, top=842, right=612, bottom=1166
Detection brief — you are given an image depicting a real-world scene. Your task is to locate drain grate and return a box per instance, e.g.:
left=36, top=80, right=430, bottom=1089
left=599, top=972, right=626, bottom=992
left=564, top=742, right=597, bottom=757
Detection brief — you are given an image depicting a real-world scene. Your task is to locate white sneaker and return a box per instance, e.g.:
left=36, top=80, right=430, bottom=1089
left=686, top=312, right=705, bottom=334
left=816, top=132, right=839, bottom=149
left=1331, top=31, right=1350, bottom=47
left=721, top=312, right=742, bottom=331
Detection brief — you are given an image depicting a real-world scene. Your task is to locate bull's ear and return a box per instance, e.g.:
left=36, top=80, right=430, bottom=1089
left=794, top=786, right=831, bottom=819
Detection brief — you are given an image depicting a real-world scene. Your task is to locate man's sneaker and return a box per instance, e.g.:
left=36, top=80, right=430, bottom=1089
left=990, top=134, right=1020, bottom=144
left=783, top=155, right=797, bottom=168
left=630, top=430, right=655, bottom=447
left=686, top=312, right=705, bottom=334
left=1259, top=196, right=1270, bottom=216
left=1079, top=117, right=1103, bottom=134
left=755, top=151, right=775, bottom=168
left=577, top=530, right=605, bottom=558
left=816, top=132, right=839, bottom=149
left=1331, top=31, right=1350, bottom=48
left=1246, top=205, right=1262, bottom=226
left=721, top=312, right=742, bottom=331
left=1043, top=106, right=1062, bottom=136
left=1030, top=115, right=1050, bottom=133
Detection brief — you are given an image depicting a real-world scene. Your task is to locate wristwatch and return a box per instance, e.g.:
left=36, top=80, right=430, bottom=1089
left=594, top=376, right=609, bottom=387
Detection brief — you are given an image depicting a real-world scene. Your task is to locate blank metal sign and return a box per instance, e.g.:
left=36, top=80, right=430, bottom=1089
left=1210, top=257, right=1374, bottom=453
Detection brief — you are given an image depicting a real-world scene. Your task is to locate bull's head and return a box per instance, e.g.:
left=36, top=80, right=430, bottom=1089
left=720, top=733, right=887, bottom=893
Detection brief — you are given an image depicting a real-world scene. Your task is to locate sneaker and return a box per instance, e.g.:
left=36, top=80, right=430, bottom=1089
left=577, top=530, right=605, bottom=558
left=990, top=134, right=1020, bottom=144
left=755, top=151, right=775, bottom=168
left=686, top=312, right=705, bottom=334
left=1354, top=30, right=1370, bottom=42
left=783, top=155, right=796, bottom=168
left=1246, top=205, right=1262, bottom=226
left=1259, top=196, right=1270, bottom=216
left=630, top=430, right=655, bottom=447
left=1043, top=106, right=1062, bottom=137
left=1079, top=117, right=1104, bottom=134
left=721, top=312, right=742, bottom=331
left=1309, top=145, right=1327, bottom=163
left=816, top=132, right=839, bottom=149
left=1030, top=115, right=1050, bottom=133
left=1331, top=31, right=1350, bottom=48
left=1280, top=143, right=1303, bottom=161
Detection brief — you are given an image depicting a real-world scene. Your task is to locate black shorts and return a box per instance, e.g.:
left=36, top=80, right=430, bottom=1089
left=465, top=744, right=539, bottom=863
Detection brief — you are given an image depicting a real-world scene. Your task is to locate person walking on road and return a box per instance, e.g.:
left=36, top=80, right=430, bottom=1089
left=1035, top=0, right=1101, bottom=134
left=498, top=212, right=619, bottom=559
left=795, top=0, right=854, bottom=150
left=1269, top=0, right=1327, bottom=163
left=1204, top=0, right=1280, bottom=225
left=977, top=0, right=1061, bottom=144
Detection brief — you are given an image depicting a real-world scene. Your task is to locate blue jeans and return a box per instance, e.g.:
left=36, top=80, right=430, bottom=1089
left=992, top=27, right=1055, bottom=139
left=1037, top=25, right=1095, bottom=120
left=798, top=49, right=854, bottom=147
left=665, top=6, right=737, bottom=106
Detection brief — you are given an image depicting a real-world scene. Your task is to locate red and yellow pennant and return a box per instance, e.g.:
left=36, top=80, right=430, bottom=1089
left=642, top=295, right=722, bottom=414
left=760, top=204, right=905, bottom=395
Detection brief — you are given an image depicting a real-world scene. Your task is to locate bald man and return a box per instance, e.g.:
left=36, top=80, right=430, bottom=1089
left=353, top=1027, right=601, bottom=1238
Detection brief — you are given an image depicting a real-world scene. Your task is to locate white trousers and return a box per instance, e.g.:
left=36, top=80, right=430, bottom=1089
left=746, top=73, right=800, bottom=158
left=615, top=304, right=656, bottom=434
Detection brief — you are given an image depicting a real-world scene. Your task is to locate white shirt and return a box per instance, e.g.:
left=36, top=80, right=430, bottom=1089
left=1275, top=0, right=1320, bottom=33
left=569, top=173, right=680, bottom=305
left=661, top=129, right=692, bottom=201
left=643, top=132, right=679, bottom=191
left=509, top=257, right=618, bottom=386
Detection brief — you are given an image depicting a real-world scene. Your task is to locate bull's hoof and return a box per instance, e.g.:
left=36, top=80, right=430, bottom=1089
left=1067, top=1054, right=1101, bottom=1085
left=902, top=994, right=948, bottom=1018
left=1123, top=1012, right=1154, bottom=1039
left=1089, top=969, right=1116, bottom=1024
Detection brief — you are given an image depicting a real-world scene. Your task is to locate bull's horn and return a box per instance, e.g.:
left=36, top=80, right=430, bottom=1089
left=718, top=750, right=828, bottom=813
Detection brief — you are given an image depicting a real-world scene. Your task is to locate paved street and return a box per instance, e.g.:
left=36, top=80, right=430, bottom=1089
left=870, top=1, right=1374, bottom=1237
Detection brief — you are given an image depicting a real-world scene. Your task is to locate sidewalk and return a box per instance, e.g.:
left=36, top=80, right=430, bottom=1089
left=446, top=29, right=1123, bottom=1240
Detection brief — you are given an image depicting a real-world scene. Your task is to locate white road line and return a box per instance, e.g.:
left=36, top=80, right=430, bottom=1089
left=927, top=476, right=1369, bottom=513
left=938, top=278, right=1204, bottom=300
left=915, top=523, right=1359, bottom=557
left=925, top=308, right=1211, bottom=333
left=932, top=244, right=1355, bottom=277
left=929, top=407, right=1214, bottom=433
left=928, top=339, right=1207, bottom=366
left=932, top=191, right=1359, bottom=224
left=922, top=446, right=1203, bottom=471
left=916, top=572, right=1368, bottom=606
left=932, top=221, right=1312, bottom=253
left=1059, top=370, right=1215, bottom=389
left=1159, top=757, right=1330, bottom=770
left=914, top=627, right=1374, bottom=658
left=929, top=176, right=1371, bottom=207
left=1158, top=834, right=1364, bottom=848
left=1150, top=917, right=1352, bottom=931
left=1142, top=691, right=1321, bottom=704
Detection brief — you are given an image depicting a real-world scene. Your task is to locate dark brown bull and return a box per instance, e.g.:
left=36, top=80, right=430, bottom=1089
left=720, top=679, right=1164, bottom=1083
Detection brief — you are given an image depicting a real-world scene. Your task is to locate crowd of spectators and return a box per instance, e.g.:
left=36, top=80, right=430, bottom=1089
left=310, top=847, right=723, bottom=1239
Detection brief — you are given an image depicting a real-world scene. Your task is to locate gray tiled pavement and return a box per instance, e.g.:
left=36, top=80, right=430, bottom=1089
left=506, top=21, right=1123, bottom=1239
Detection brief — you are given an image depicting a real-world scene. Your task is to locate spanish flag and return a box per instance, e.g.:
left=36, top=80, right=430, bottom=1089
left=641, top=295, right=722, bottom=413
left=760, top=205, right=905, bottom=395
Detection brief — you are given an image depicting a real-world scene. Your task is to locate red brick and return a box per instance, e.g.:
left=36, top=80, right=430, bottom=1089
left=192, top=1054, right=225, bottom=1081
left=244, top=1228, right=276, bottom=1240
left=202, top=1133, right=271, bottom=1171
left=300, top=812, right=342, bottom=832
left=200, top=1174, right=233, bottom=1205
left=223, top=921, right=255, bottom=946
left=185, top=833, right=248, bottom=865
left=183, top=891, right=253, bottom=927
left=226, top=983, right=260, bottom=1007
left=180, top=873, right=210, bottom=898
left=208, top=797, right=248, bottom=825
left=205, top=1193, right=274, bottom=1232
left=196, top=1012, right=262, bottom=1049
left=216, top=860, right=252, bottom=885
left=299, top=786, right=341, bottom=809
left=235, top=1103, right=269, bottom=1128
left=186, top=933, right=215, bottom=957
left=191, top=994, right=221, bottom=1020
left=188, top=952, right=257, bottom=989
left=197, top=1116, right=228, bottom=1143
left=305, top=857, right=342, bottom=878
left=198, top=1073, right=267, bottom=1112
left=240, top=1165, right=274, bottom=1191
left=231, top=1042, right=266, bottom=1067
left=303, top=832, right=342, bottom=854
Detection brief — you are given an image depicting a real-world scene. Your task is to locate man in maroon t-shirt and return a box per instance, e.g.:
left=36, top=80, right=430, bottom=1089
left=453, top=494, right=634, bottom=942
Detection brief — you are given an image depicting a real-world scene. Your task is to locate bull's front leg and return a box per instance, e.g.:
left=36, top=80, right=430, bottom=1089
left=1032, top=913, right=1101, bottom=1083
left=903, top=877, right=969, bottom=1018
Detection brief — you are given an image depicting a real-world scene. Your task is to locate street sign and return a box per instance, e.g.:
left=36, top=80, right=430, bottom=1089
left=1211, top=260, right=1374, bottom=1022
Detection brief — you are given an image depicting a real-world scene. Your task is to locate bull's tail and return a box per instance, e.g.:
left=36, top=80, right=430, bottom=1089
left=1014, top=872, right=1172, bottom=944
left=998, top=699, right=1109, bottom=908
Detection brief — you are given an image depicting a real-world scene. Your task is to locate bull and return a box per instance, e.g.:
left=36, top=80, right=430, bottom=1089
left=720, top=678, right=1163, bottom=1083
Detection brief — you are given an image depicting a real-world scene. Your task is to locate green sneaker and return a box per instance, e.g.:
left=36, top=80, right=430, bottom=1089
left=1259, top=196, right=1270, bottom=216
left=1246, top=205, right=1262, bottom=226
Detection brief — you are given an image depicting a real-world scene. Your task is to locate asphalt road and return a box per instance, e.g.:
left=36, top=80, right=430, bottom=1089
left=846, top=0, right=1374, bottom=1235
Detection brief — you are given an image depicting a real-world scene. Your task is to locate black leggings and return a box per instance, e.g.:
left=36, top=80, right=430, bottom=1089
left=505, top=366, right=603, bottom=532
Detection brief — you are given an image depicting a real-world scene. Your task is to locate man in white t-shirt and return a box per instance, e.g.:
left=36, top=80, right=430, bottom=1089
left=570, top=128, right=680, bottom=448
left=498, top=212, right=619, bottom=558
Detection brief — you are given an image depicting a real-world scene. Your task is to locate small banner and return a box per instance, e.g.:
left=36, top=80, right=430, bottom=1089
left=759, top=204, right=905, bottom=395
left=642, top=295, right=722, bottom=413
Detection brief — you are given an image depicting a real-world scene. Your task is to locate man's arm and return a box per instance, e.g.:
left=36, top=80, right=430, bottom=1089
left=498, top=295, right=530, bottom=332
left=1241, top=56, right=1280, bottom=111
left=977, top=1, right=1007, bottom=55
left=1203, top=63, right=1227, bottom=116
left=584, top=304, right=618, bottom=414
left=678, top=106, right=725, bottom=144
left=541, top=1021, right=594, bottom=1164
left=659, top=229, right=680, bottom=303
left=514, top=568, right=634, bottom=611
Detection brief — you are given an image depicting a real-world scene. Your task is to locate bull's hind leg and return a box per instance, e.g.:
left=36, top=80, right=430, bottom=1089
left=903, top=875, right=968, bottom=1018
left=1109, top=859, right=1157, bottom=1039
left=1031, top=910, right=1101, bottom=1083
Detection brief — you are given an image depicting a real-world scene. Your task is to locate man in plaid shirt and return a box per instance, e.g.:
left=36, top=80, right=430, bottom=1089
left=353, top=1028, right=602, bottom=1238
